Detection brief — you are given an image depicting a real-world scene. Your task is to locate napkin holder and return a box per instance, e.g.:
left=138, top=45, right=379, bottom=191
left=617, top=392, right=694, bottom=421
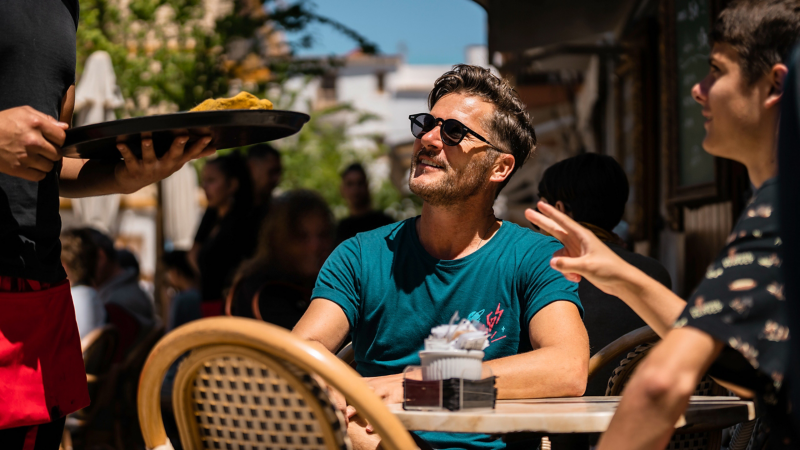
left=402, top=366, right=497, bottom=411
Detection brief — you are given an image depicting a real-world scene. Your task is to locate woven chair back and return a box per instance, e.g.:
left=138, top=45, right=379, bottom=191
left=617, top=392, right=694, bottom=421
left=172, top=344, right=350, bottom=450
left=605, top=343, right=728, bottom=450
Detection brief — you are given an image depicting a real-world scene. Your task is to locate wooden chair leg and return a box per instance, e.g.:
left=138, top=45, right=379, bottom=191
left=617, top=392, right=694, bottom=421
left=541, top=436, right=551, bottom=450
left=61, top=427, right=73, bottom=450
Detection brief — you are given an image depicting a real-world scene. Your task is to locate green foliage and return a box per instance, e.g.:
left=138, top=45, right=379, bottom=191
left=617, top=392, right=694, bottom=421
left=76, top=0, right=378, bottom=115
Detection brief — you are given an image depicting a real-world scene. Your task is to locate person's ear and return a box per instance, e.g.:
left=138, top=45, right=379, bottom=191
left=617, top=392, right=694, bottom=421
left=765, top=63, right=789, bottom=109
left=554, top=201, right=568, bottom=215
left=489, top=154, right=515, bottom=184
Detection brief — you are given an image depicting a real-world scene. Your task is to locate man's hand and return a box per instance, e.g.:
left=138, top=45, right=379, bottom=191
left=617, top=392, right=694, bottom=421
left=0, top=106, right=69, bottom=181
left=114, top=136, right=215, bottom=194
left=525, top=201, right=631, bottom=296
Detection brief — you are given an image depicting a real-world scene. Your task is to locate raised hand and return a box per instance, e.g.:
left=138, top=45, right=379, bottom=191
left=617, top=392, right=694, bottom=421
left=0, top=106, right=69, bottom=181
left=525, top=201, right=630, bottom=296
left=114, top=135, right=216, bottom=194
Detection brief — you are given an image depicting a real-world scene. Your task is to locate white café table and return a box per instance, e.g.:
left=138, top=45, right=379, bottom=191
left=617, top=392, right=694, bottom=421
left=389, top=396, right=755, bottom=435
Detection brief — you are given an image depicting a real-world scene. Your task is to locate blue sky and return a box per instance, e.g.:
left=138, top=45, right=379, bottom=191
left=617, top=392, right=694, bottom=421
left=287, top=0, right=487, bottom=65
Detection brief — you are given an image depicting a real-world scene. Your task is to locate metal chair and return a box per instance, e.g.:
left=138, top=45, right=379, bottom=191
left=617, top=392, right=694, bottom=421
left=138, top=317, right=418, bottom=450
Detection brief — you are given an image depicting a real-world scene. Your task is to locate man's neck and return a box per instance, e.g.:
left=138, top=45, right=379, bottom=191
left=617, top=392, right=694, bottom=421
left=416, top=201, right=499, bottom=260
left=742, top=118, right=779, bottom=188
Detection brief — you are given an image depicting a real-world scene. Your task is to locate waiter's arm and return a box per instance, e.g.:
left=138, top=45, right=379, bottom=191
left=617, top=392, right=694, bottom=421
left=58, top=85, right=215, bottom=198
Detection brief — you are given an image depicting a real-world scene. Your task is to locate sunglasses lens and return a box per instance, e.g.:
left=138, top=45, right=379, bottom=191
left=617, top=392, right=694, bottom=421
left=411, top=114, right=435, bottom=138
left=441, top=120, right=466, bottom=146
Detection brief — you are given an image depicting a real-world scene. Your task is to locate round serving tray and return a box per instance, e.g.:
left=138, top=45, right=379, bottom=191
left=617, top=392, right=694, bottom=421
left=62, top=109, right=310, bottom=159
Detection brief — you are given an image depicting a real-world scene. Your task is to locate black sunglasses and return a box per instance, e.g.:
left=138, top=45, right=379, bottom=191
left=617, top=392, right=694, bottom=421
left=409, top=113, right=501, bottom=150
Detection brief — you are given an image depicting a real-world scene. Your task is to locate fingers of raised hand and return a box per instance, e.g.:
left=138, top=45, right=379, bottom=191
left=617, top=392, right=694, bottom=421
left=140, top=139, right=157, bottom=166
left=179, top=136, right=213, bottom=164
left=551, top=249, right=583, bottom=283
left=166, top=136, right=189, bottom=161
left=116, top=143, right=141, bottom=172
left=525, top=206, right=567, bottom=239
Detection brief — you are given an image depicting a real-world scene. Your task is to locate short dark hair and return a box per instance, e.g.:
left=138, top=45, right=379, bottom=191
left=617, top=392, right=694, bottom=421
left=428, top=64, right=537, bottom=195
left=84, top=228, right=117, bottom=263
left=711, top=0, right=800, bottom=85
left=61, top=228, right=99, bottom=286
left=538, top=153, right=629, bottom=231
left=163, top=250, right=196, bottom=280
left=247, top=143, right=281, bottom=161
left=341, top=162, right=366, bottom=179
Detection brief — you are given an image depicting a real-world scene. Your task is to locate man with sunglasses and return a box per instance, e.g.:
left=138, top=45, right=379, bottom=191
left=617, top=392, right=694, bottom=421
left=293, top=65, right=588, bottom=450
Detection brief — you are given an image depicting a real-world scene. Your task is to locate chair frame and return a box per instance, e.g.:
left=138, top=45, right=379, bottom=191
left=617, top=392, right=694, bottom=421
left=587, top=325, right=659, bottom=381
left=172, top=344, right=345, bottom=450
left=138, top=317, right=418, bottom=450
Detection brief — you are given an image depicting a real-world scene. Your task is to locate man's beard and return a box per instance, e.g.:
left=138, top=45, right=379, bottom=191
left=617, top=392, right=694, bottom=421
left=408, top=149, right=496, bottom=207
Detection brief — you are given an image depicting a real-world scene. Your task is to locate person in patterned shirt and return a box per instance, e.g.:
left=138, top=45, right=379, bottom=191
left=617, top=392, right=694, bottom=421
left=527, top=1, right=797, bottom=449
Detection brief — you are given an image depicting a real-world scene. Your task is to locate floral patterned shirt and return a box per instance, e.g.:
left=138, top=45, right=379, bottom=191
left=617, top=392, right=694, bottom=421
left=675, top=178, right=792, bottom=448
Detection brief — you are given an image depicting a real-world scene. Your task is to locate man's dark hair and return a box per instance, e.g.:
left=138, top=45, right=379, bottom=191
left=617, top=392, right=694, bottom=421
left=117, top=249, right=140, bottom=277
left=538, top=153, right=629, bottom=231
left=428, top=64, right=536, bottom=196
left=84, top=228, right=118, bottom=263
left=711, top=0, right=800, bottom=85
left=163, top=250, right=196, bottom=281
left=341, top=162, right=367, bottom=179
left=247, top=143, right=281, bottom=161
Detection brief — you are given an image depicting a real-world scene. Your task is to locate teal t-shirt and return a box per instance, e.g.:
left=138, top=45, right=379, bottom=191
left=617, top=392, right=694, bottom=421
left=313, top=217, right=581, bottom=450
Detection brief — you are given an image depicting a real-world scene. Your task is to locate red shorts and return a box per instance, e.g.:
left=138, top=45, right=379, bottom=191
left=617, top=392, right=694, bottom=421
left=0, top=277, right=90, bottom=429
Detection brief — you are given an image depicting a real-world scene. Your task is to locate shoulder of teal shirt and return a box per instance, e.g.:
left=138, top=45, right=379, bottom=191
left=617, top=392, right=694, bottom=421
left=498, top=221, right=583, bottom=321
left=312, top=218, right=411, bottom=330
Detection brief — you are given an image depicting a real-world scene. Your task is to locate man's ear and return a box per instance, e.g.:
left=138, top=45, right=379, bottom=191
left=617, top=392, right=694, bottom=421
left=489, top=153, right=515, bottom=184
left=766, top=63, right=789, bottom=109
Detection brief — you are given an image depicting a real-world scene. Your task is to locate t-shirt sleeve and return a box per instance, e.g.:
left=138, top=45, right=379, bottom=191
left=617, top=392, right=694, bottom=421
left=312, top=237, right=363, bottom=329
left=520, top=236, right=582, bottom=324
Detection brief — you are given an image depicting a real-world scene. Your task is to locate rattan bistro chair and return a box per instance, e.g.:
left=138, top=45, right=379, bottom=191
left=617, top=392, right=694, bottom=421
left=590, top=326, right=757, bottom=450
left=138, top=317, right=418, bottom=450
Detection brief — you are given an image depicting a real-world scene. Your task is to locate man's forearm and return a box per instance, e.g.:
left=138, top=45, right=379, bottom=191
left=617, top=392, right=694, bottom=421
left=59, top=158, right=125, bottom=198
left=612, top=267, right=687, bottom=337
left=487, top=345, right=587, bottom=399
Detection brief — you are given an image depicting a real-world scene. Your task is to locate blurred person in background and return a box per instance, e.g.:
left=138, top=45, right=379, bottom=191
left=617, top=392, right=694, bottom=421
left=246, top=143, right=283, bottom=220
left=190, top=152, right=259, bottom=316
left=537, top=153, right=671, bottom=396
left=87, top=228, right=155, bottom=335
left=336, top=162, right=394, bottom=244
left=163, top=250, right=202, bottom=331
left=60, top=228, right=106, bottom=339
left=227, top=189, right=334, bottom=328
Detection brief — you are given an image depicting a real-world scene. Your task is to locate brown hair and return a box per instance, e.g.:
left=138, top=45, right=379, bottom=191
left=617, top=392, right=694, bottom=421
left=428, top=64, right=537, bottom=195
left=233, top=189, right=334, bottom=285
left=711, top=0, right=800, bottom=85
left=61, top=228, right=100, bottom=286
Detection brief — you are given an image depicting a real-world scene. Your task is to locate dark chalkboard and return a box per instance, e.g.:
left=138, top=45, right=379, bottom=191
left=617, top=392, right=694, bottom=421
left=675, top=0, right=714, bottom=186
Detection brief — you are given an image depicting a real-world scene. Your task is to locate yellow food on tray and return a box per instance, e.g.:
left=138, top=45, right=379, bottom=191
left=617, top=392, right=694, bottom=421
left=190, top=91, right=273, bottom=112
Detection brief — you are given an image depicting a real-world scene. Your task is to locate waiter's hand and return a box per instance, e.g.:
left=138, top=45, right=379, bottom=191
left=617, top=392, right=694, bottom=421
left=115, top=136, right=215, bottom=194
left=0, top=106, right=68, bottom=181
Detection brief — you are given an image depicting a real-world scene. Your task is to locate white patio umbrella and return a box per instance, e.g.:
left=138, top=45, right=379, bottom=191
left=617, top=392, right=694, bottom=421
left=162, top=164, right=201, bottom=250
left=71, top=51, right=125, bottom=233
